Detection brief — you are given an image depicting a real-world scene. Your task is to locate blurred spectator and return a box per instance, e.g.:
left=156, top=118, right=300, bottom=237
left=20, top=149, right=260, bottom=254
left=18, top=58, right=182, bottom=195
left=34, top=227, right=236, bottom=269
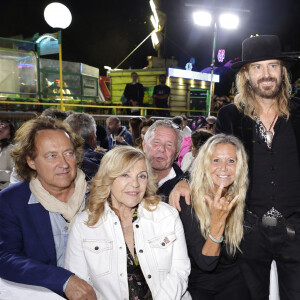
left=181, top=114, right=192, bottom=137
left=124, top=72, right=144, bottom=115
left=172, top=116, right=184, bottom=130
left=106, top=117, right=134, bottom=150
left=0, top=120, right=15, bottom=190
left=65, top=113, right=103, bottom=181
left=178, top=136, right=191, bottom=168
left=181, top=129, right=213, bottom=172
left=129, top=117, right=143, bottom=147
left=41, top=108, right=68, bottom=120
left=205, top=116, right=217, bottom=134
left=139, top=119, right=155, bottom=148
left=153, top=74, right=170, bottom=117
left=96, top=124, right=109, bottom=150
left=189, top=116, right=209, bottom=131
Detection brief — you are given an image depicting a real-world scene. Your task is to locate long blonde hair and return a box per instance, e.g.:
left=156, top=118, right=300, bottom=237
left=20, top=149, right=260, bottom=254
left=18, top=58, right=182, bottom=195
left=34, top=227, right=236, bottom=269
left=87, top=146, right=160, bottom=226
left=190, top=134, right=249, bottom=255
left=234, top=63, right=292, bottom=120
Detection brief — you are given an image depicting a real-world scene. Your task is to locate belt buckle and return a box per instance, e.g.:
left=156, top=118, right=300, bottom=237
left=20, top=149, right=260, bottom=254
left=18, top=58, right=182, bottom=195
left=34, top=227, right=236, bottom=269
left=262, top=216, right=277, bottom=227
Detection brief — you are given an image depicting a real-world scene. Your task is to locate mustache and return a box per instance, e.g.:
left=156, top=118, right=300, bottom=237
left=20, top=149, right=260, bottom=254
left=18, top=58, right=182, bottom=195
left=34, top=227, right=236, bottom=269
left=257, top=77, right=277, bottom=84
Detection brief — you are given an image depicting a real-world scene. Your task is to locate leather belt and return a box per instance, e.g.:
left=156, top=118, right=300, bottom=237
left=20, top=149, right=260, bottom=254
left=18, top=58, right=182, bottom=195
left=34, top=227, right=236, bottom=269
left=247, top=210, right=296, bottom=241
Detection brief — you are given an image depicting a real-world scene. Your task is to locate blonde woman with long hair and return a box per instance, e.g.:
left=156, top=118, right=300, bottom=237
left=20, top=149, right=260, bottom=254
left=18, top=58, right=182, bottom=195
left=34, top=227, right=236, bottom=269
left=179, top=134, right=250, bottom=300
left=65, top=146, right=191, bottom=300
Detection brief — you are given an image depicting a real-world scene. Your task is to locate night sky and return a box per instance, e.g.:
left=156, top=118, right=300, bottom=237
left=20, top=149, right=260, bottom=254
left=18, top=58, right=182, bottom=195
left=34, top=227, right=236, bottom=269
left=1, top=0, right=300, bottom=79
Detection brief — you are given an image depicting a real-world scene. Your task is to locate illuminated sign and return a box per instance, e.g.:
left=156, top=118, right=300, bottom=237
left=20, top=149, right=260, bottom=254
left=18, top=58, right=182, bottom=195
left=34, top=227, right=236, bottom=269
left=168, top=68, right=219, bottom=83
left=217, top=49, right=225, bottom=62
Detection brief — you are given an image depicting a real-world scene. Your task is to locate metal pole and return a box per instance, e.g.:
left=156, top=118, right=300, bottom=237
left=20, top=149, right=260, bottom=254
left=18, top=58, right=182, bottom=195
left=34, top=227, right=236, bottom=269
left=36, top=40, right=42, bottom=101
left=208, top=22, right=217, bottom=117
left=58, top=30, right=65, bottom=111
left=114, top=30, right=155, bottom=70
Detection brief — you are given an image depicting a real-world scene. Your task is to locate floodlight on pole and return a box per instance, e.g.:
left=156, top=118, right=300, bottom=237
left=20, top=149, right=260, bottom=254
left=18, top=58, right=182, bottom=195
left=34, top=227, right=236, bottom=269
left=219, top=13, right=239, bottom=29
left=44, top=2, right=72, bottom=111
left=150, top=15, right=159, bottom=30
left=150, top=0, right=159, bottom=26
left=151, top=31, right=160, bottom=47
left=193, top=10, right=239, bottom=116
left=193, top=11, right=212, bottom=27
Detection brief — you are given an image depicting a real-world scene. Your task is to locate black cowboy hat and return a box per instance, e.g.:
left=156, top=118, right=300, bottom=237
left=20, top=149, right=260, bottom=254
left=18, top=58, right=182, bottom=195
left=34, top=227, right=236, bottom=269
left=231, top=35, right=297, bottom=72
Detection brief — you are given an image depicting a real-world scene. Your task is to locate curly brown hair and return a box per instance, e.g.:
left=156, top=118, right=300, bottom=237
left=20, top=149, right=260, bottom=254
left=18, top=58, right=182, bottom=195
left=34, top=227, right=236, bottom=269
left=11, top=117, right=84, bottom=181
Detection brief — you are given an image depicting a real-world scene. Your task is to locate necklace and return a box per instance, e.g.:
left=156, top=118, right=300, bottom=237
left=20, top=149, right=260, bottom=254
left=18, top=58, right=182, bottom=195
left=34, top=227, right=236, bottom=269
left=260, top=114, right=277, bottom=147
left=121, top=223, right=132, bottom=234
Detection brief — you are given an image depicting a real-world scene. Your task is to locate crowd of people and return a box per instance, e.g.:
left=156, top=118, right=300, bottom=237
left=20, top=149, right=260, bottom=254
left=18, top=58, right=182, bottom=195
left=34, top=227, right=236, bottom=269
left=0, top=34, right=299, bottom=300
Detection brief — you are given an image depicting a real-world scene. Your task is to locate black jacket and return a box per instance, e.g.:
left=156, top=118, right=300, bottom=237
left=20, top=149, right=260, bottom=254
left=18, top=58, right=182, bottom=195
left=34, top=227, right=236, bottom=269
left=81, top=143, right=104, bottom=181
left=216, top=98, right=300, bottom=215
left=216, top=98, right=300, bottom=168
left=157, top=163, right=183, bottom=202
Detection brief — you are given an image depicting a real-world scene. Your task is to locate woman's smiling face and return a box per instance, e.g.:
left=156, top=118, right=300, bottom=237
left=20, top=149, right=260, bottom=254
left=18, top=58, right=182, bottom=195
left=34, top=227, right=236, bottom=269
left=210, top=143, right=237, bottom=193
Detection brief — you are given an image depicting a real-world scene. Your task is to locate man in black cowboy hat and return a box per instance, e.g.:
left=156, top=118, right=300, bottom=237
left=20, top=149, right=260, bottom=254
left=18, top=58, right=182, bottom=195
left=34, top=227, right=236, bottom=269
left=216, top=34, right=300, bottom=299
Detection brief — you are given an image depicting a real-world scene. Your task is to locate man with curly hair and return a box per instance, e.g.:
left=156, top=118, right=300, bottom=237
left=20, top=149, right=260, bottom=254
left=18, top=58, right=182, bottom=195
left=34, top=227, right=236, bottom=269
left=0, top=117, right=96, bottom=299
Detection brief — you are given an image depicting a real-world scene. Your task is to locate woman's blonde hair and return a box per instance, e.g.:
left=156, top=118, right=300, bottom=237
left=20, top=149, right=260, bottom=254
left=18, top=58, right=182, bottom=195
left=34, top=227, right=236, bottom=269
left=87, top=146, right=160, bottom=226
left=234, top=63, right=292, bottom=120
left=190, top=134, right=249, bottom=255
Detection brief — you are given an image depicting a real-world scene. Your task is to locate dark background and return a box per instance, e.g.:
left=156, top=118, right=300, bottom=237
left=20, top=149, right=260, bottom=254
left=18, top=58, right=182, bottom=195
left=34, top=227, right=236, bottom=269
left=1, top=0, right=300, bottom=81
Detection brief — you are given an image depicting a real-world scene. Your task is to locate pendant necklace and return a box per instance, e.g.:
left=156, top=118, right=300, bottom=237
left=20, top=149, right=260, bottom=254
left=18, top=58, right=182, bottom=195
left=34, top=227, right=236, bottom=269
left=121, top=223, right=131, bottom=234
left=261, top=114, right=277, bottom=147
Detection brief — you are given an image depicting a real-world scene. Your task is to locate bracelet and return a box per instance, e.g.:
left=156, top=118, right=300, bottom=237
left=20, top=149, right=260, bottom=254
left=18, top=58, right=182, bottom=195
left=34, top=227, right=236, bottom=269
left=208, top=228, right=224, bottom=244
left=181, top=177, right=190, bottom=184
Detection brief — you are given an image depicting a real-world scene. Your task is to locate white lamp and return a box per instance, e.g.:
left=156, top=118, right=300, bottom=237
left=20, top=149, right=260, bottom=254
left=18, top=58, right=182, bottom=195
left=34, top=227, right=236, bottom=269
left=44, top=2, right=72, bottom=29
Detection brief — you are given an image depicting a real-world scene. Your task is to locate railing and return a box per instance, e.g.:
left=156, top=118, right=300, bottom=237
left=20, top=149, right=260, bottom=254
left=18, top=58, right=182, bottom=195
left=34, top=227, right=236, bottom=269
left=0, top=111, right=38, bottom=130
left=0, top=99, right=216, bottom=117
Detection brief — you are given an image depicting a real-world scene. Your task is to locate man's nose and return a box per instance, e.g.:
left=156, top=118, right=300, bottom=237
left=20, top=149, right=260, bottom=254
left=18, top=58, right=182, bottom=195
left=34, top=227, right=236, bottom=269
left=58, top=155, right=69, bottom=168
left=262, top=66, right=271, bottom=77
left=157, top=144, right=166, bottom=152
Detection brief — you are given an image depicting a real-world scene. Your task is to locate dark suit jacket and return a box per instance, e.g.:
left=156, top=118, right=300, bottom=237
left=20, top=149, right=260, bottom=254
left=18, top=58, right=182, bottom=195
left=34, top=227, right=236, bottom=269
left=0, top=182, right=73, bottom=297
left=216, top=98, right=300, bottom=171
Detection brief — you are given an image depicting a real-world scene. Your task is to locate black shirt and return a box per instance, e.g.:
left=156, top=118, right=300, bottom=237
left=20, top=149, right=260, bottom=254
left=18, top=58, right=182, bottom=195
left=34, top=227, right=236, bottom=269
left=153, top=85, right=170, bottom=108
left=179, top=198, right=244, bottom=296
left=124, top=83, right=144, bottom=106
left=249, top=117, right=300, bottom=217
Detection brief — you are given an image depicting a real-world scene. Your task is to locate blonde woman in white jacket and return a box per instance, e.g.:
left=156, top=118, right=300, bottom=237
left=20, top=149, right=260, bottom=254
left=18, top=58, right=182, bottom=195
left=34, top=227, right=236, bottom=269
left=65, top=146, right=191, bottom=300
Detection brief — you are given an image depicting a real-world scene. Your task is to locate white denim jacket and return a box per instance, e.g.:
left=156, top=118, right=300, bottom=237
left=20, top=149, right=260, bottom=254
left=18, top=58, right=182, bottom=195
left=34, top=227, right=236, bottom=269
left=65, top=201, right=191, bottom=300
